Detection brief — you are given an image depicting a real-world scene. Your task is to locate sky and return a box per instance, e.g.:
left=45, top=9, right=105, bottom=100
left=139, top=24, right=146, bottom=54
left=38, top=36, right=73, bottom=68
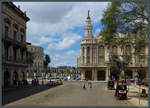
left=14, top=2, right=109, bottom=67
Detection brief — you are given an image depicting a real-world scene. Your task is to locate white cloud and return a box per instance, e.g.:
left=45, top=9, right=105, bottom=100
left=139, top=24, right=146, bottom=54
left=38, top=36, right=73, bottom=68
left=14, top=2, right=109, bottom=44
left=66, top=50, right=76, bottom=55
left=39, top=37, right=57, bottom=45
left=13, top=2, right=109, bottom=66
left=50, top=50, right=80, bottom=66
left=46, top=32, right=81, bottom=52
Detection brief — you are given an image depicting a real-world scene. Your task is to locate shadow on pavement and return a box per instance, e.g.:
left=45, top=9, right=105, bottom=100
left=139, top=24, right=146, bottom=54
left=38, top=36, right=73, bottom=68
left=2, top=85, right=59, bottom=105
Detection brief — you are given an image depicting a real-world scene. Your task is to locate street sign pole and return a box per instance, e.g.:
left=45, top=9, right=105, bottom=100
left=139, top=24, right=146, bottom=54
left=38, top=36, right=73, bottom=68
left=139, top=85, right=141, bottom=105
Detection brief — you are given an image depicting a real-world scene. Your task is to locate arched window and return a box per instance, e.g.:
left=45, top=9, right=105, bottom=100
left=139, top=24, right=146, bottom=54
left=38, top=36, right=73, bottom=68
left=121, top=46, right=124, bottom=55
left=13, top=23, right=18, bottom=30
left=126, top=45, right=131, bottom=55
left=82, top=47, right=85, bottom=64
left=125, top=45, right=132, bottom=63
left=112, top=46, right=117, bottom=55
left=4, top=18, right=11, bottom=25
left=98, top=46, right=104, bottom=65
left=13, top=30, right=17, bottom=40
left=98, top=46, right=104, bottom=56
left=87, top=47, right=90, bottom=64
left=5, top=26, right=9, bottom=37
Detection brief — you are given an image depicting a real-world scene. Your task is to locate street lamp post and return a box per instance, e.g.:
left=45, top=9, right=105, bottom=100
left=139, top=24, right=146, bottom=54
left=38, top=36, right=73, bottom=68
left=106, top=47, right=111, bottom=80
left=120, top=55, right=124, bottom=80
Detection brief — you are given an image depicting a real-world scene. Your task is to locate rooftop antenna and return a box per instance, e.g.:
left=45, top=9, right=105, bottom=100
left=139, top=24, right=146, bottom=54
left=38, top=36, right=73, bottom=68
left=88, top=10, right=90, bottom=17
left=18, top=5, right=20, bottom=9
left=87, top=10, right=90, bottom=19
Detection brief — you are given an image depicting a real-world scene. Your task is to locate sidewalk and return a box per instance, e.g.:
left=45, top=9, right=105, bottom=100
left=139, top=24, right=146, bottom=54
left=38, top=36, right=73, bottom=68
left=3, top=84, right=33, bottom=92
left=127, top=83, right=148, bottom=106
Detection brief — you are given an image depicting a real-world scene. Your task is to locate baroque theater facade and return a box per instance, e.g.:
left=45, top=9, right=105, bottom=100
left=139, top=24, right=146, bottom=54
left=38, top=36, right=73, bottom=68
left=77, top=11, right=148, bottom=81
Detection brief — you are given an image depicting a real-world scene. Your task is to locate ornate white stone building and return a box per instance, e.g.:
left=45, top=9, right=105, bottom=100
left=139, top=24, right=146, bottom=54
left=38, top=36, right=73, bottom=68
left=77, top=11, right=148, bottom=81
left=27, top=43, right=44, bottom=78
left=2, top=2, right=30, bottom=87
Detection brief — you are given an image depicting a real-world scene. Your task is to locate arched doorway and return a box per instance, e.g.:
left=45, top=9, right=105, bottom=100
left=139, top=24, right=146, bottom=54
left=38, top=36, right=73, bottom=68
left=85, top=70, right=92, bottom=80
left=22, top=72, right=25, bottom=80
left=13, top=71, right=18, bottom=85
left=97, top=70, right=105, bottom=81
left=4, top=70, right=10, bottom=87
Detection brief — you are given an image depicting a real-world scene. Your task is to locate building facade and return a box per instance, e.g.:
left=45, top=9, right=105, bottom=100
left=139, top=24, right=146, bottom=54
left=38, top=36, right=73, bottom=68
left=27, top=43, right=44, bottom=78
left=77, top=11, right=148, bottom=81
left=2, top=2, right=30, bottom=87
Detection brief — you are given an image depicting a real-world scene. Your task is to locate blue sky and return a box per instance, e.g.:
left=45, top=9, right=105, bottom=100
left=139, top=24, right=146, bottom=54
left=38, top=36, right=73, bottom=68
left=14, top=2, right=109, bottom=67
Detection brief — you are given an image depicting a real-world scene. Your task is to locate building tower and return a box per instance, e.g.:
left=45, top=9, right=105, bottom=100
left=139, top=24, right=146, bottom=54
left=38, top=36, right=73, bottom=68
left=84, top=10, right=93, bottom=39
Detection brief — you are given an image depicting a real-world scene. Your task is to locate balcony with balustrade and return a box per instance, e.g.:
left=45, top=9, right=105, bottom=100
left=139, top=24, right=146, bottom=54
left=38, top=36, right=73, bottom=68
left=2, top=55, right=27, bottom=67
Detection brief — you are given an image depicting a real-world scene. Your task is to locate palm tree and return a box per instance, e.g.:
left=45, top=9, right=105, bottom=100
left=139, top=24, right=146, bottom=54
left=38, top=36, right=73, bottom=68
left=43, top=54, right=51, bottom=78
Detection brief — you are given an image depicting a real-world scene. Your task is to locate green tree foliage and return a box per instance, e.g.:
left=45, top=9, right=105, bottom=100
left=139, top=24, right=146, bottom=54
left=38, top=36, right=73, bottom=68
left=44, top=54, right=51, bottom=75
left=26, top=51, right=34, bottom=65
left=101, top=1, right=148, bottom=53
left=100, top=1, right=148, bottom=78
left=26, top=51, right=34, bottom=78
left=101, top=2, right=121, bottom=47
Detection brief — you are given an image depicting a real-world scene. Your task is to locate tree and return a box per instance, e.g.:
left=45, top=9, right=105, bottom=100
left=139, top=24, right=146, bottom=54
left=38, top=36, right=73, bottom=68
left=26, top=51, right=34, bottom=78
left=100, top=1, right=149, bottom=79
left=101, top=1, right=148, bottom=52
left=43, top=54, right=51, bottom=78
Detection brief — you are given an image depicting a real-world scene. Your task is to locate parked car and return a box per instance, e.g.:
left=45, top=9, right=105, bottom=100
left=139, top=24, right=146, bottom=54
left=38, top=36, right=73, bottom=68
left=56, top=80, right=63, bottom=85
left=63, top=77, right=68, bottom=81
left=76, top=77, right=81, bottom=80
left=47, top=81, right=56, bottom=86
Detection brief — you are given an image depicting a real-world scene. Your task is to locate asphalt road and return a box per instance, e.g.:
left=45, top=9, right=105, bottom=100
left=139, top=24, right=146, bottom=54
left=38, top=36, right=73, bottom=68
left=4, top=81, right=133, bottom=106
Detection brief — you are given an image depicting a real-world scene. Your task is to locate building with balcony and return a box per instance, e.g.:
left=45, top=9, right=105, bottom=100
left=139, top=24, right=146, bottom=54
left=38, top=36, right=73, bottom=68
left=27, top=43, right=44, bottom=78
left=77, top=11, right=148, bottom=81
left=2, top=2, right=30, bottom=87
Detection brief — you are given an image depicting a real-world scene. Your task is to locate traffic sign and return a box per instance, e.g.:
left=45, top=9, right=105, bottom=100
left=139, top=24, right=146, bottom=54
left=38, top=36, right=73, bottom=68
left=138, top=81, right=142, bottom=85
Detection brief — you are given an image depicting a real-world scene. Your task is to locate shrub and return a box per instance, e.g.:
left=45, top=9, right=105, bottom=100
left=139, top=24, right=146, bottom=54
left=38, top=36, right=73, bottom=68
left=144, top=81, right=148, bottom=87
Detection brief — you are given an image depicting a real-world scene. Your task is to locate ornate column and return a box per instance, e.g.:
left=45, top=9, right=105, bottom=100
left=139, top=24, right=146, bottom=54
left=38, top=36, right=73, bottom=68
left=2, top=42, right=5, bottom=57
left=92, top=69, right=94, bottom=81
left=90, top=45, right=92, bottom=65
left=106, top=69, right=109, bottom=81
left=96, top=46, right=98, bottom=65
left=94, top=69, right=97, bottom=81
left=81, top=46, right=83, bottom=64
left=81, top=70, right=85, bottom=80
left=85, top=46, right=87, bottom=64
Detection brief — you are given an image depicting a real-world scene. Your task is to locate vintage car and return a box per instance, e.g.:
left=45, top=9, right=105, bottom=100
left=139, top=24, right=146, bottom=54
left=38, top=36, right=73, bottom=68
left=56, top=80, right=63, bottom=85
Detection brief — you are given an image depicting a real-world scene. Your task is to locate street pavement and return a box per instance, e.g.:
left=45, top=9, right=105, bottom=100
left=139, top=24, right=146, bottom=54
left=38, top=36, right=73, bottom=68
left=4, top=81, right=134, bottom=106
left=126, top=84, right=148, bottom=106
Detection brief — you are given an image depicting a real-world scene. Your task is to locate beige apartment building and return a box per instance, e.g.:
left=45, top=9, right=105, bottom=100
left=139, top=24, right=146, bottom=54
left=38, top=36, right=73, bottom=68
left=27, top=43, right=44, bottom=78
left=2, top=2, right=30, bottom=87
left=77, top=12, right=148, bottom=81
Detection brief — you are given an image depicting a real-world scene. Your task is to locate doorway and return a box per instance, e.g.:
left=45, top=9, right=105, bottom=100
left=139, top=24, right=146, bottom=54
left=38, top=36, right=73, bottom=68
left=85, top=70, right=92, bottom=80
left=97, top=70, right=105, bottom=81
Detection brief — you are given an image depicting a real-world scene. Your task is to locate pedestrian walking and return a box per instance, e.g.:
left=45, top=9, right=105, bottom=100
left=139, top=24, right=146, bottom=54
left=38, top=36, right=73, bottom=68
left=83, top=83, right=86, bottom=89
left=90, top=82, right=92, bottom=88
